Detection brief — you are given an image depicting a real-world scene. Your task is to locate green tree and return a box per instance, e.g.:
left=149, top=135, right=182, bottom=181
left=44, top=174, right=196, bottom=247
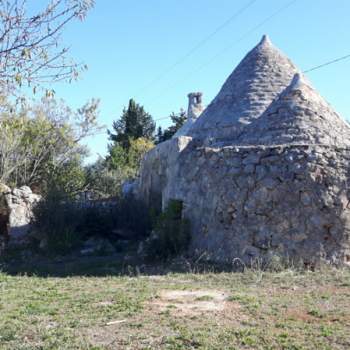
left=156, top=126, right=163, bottom=144
left=156, top=109, right=187, bottom=143
left=86, top=137, right=154, bottom=198
left=0, top=96, right=101, bottom=194
left=108, top=99, right=155, bottom=150
left=105, top=99, right=155, bottom=187
left=85, top=157, right=121, bottom=197
left=107, top=137, right=154, bottom=179
left=127, top=137, right=154, bottom=171
left=46, top=157, right=87, bottom=196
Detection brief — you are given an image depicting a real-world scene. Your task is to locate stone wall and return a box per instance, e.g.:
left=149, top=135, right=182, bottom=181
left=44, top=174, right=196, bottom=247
left=137, top=136, right=192, bottom=210
left=0, top=185, right=41, bottom=248
left=141, top=143, right=350, bottom=266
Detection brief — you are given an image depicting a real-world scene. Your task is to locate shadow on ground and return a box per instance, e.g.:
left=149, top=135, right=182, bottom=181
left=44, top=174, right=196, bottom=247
left=1, top=253, right=129, bottom=277
left=0, top=250, right=236, bottom=277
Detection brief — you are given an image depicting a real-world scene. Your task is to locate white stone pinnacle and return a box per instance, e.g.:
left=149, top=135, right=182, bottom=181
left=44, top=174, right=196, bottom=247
left=289, top=73, right=310, bottom=91
left=258, top=34, right=272, bottom=47
left=188, top=35, right=299, bottom=142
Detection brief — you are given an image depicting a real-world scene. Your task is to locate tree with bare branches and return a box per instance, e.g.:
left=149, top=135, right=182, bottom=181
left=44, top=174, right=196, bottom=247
left=0, top=0, right=94, bottom=93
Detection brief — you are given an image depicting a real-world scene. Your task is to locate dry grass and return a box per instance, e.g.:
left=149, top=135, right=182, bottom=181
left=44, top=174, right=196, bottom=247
left=0, top=264, right=350, bottom=349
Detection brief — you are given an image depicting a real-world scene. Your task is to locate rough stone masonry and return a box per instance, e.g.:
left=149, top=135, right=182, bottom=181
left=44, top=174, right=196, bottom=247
left=137, top=35, right=350, bottom=266
left=0, top=184, right=41, bottom=251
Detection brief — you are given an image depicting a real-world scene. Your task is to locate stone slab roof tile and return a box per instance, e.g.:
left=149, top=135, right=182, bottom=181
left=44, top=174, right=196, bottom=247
left=237, top=74, right=350, bottom=147
left=188, top=35, right=299, bottom=142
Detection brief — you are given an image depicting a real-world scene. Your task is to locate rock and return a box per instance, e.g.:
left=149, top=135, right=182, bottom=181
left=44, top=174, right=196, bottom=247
left=243, top=245, right=260, bottom=258
left=112, top=228, right=137, bottom=240
left=122, top=180, right=136, bottom=196
left=80, top=237, right=116, bottom=256
left=300, top=192, right=312, bottom=206
left=260, top=177, right=279, bottom=190
left=0, top=185, right=41, bottom=246
left=226, top=157, right=241, bottom=167
left=242, top=154, right=260, bottom=165
left=39, top=238, right=48, bottom=250
left=228, top=167, right=241, bottom=175
left=187, top=34, right=298, bottom=143
left=137, top=241, right=145, bottom=256
left=255, top=165, right=267, bottom=181
left=243, top=164, right=255, bottom=174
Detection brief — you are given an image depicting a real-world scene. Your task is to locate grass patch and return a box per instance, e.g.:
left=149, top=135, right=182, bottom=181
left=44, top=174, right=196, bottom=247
left=0, top=266, right=349, bottom=349
left=194, top=295, right=215, bottom=302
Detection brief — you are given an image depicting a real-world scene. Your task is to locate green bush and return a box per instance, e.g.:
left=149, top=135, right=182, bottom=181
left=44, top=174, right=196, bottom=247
left=78, top=206, right=115, bottom=239
left=113, top=194, right=153, bottom=239
left=32, top=189, right=84, bottom=255
left=146, top=200, right=191, bottom=261
left=32, top=189, right=153, bottom=255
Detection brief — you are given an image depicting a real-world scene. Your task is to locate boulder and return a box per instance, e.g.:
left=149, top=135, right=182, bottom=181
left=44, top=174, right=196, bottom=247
left=80, top=237, right=117, bottom=256
left=0, top=184, right=41, bottom=246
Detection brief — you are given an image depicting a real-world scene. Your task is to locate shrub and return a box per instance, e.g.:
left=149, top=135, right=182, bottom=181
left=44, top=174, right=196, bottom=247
left=84, top=158, right=124, bottom=197
left=32, top=189, right=153, bottom=255
left=78, top=206, right=115, bottom=239
left=113, top=194, right=153, bottom=239
left=146, top=200, right=191, bottom=261
left=32, top=189, right=84, bottom=255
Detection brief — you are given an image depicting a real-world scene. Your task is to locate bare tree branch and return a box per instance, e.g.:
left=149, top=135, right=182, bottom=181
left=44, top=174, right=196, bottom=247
left=0, top=0, right=94, bottom=93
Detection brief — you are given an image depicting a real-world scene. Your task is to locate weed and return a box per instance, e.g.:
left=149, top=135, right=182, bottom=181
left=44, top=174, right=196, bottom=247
left=195, top=295, right=214, bottom=301
left=146, top=200, right=191, bottom=261
left=0, top=267, right=349, bottom=349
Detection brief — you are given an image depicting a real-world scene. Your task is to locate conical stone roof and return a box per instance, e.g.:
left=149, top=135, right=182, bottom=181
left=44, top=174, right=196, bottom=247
left=188, top=35, right=299, bottom=143
left=237, top=73, right=350, bottom=147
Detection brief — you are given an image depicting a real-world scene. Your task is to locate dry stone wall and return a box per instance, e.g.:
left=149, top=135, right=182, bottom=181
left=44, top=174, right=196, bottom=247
left=171, top=144, right=350, bottom=265
left=0, top=185, right=40, bottom=249
left=137, top=136, right=192, bottom=210
left=138, top=140, right=350, bottom=265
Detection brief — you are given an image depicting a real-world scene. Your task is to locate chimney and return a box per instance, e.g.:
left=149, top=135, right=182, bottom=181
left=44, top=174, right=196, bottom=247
left=187, top=92, right=204, bottom=122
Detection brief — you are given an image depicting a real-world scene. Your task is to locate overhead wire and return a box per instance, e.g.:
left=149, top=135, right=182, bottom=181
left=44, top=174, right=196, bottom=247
left=152, top=0, right=298, bottom=121
left=134, top=0, right=258, bottom=98
left=153, top=49, right=350, bottom=124
left=303, top=53, right=350, bottom=73
left=149, top=1, right=350, bottom=124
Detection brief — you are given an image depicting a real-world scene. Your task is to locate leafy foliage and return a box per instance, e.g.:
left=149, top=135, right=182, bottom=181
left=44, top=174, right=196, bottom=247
left=156, top=109, right=187, bottom=143
left=47, top=157, right=87, bottom=196
left=113, top=194, right=153, bottom=239
left=105, top=99, right=155, bottom=187
left=84, top=158, right=122, bottom=197
left=0, top=97, right=101, bottom=194
left=32, top=189, right=153, bottom=255
left=108, top=99, right=155, bottom=151
left=32, top=188, right=84, bottom=255
left=107, top=136, right=154, bottom=185
left=0, top=0, right=94, bottom=93
left=107, top=137, right=154, bottom=176
left=146, top=200, right=191, bottom=261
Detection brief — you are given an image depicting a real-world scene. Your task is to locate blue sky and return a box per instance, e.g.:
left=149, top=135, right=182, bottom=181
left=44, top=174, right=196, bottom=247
left=49, top=0, right=350, bottom=162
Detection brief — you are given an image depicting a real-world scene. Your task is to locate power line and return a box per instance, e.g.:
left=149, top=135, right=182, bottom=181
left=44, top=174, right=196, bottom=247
left=303, top=53, right=350, bottom=73
left=154, top=116, right=172, bottom=122
left=152, top=3, right=350, bottom=124
left=154, top=49, right=350, bottom=123
left=134, top=0, right=258, bottom=98
left=150, top=0, right=298, bottom=109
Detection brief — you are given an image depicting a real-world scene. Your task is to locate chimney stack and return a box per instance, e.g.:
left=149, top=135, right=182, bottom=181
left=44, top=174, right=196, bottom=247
left=187, top=92, right=204, bottom=122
